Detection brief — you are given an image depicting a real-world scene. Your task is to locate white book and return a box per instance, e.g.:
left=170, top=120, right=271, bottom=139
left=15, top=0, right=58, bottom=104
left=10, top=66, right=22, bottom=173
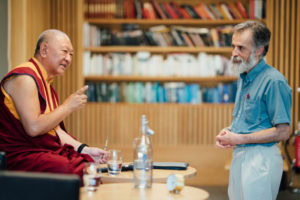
left=255, top=0, right=263, bottom=19
left=83, top=51, right=91, bottom=76
left=207, top=55, right=216, bottom=77
left=197, top=53, right=209, bottom=77
left=90, top=54, right=97, bottom=75
left=214, top=55, right=223, bottom=76
left=95, top=54, right=103, bottom=75
left=164, top=55, right=177, bottom=77
left=123, top=53, right=133, bottom=76
left=149, top=55, right=163, bottom=76
left=103, top=54, right=112, bottom=75
left=83, top=22, right=90, bottom=47
left=112, top=53, right=121, bottom=76
left=136, top=51, right=150, bottom=76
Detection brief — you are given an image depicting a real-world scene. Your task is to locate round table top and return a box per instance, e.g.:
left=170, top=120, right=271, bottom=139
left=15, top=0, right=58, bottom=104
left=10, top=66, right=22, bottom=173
left=81, top=183, right=209, bottom=200
left=101, top=166, right=197, bottom=183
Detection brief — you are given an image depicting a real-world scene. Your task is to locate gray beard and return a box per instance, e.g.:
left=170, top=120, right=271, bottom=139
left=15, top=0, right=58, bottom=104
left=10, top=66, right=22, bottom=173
left=230, top=52, right=257, bottom=74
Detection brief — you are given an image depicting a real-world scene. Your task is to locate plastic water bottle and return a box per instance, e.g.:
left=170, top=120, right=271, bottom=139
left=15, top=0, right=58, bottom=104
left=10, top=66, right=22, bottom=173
left=133, top=115, right=154, bottom=188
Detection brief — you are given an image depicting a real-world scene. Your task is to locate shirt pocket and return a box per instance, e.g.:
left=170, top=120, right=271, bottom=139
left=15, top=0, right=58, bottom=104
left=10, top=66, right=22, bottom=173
left=244, top=100, right=259, bottom=124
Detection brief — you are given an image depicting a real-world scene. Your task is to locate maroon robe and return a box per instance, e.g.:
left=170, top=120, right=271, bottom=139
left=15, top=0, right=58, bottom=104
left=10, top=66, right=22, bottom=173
left=0, top=58, right=93, bottom=178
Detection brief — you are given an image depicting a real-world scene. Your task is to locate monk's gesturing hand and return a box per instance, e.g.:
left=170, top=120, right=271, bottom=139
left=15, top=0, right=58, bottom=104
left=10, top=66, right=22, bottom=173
left=63, top=85, right=88, bottom=112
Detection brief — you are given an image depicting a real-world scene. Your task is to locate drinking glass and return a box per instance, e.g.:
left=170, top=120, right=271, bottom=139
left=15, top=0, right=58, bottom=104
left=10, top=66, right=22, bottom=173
left=83, top=162, right=101, bottom=191
left=107, top=150, right=122, bottom=176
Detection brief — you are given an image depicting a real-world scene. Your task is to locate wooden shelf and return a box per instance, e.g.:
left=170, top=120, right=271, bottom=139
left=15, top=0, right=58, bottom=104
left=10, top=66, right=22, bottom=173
left=84, top=75, right=238, bottom=84
left=84, top=46, right=233, bottom=53
left=86, top=18, right=265, bottom=26
left=86, top=102, right=235, bottom=105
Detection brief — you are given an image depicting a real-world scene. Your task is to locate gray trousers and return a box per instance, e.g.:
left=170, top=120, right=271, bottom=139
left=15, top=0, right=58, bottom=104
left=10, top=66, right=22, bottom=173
left=228, top=145, right=283, bottom=200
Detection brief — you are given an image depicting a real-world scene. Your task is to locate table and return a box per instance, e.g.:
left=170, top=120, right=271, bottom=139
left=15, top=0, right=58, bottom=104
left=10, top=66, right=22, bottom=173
left=81, top=183, right=209, bottom=200
left=101, top=166, right=197, bottom=183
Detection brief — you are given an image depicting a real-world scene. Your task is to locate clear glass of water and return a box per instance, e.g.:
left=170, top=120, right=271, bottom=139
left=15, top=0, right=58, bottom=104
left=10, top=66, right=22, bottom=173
left=107, top=149, right=122, bottom=176
left=83, top=162, right=101, bottom=191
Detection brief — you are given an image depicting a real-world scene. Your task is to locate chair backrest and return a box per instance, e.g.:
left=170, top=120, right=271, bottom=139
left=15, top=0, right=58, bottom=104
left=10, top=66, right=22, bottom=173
left=0, top=171, right=80, bottom=200
left=0, top=152, right=6, bottom=170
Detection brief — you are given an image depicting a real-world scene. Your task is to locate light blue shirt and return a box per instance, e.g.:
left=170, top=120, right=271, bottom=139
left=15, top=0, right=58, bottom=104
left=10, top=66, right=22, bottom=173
left=231, top=59, right=292, bottom=146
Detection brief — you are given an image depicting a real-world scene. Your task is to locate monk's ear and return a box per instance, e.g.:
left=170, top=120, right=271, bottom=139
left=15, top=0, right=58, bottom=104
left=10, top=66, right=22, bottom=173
left=40, top=42, right=48, bottom=57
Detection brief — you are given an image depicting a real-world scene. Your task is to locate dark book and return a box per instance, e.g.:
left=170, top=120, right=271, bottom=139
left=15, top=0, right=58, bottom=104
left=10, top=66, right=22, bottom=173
left=144, top=31, right=158, bottom=46
left=158, top=2, right=171, bottom=18
left=86, top=82, right=97, bottom=102
left=124, top=0, right=136, bottom=18
left=170, top=29, right=184, bottom=46
left=169, top=2, right=184, bottom=19
left=163, top=3, right=179, bottom=19
left=100, top=29, right=112, bottom=46
left=181, top=4, right=201, bottom=19
left=134, top=0, right=142, bottom=19
left=209, top=3, right=224, bottom=19
left=115, top=0, right=124, bottom=18
left=123, top=30, right=144, bottom=46
left=152, top=0, right=167, bottom=19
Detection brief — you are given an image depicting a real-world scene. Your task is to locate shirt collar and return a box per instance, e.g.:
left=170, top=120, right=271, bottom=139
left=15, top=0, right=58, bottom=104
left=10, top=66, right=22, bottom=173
left=31, top=57, right=54, bottom=84
left=239, top=59, right=267, bottom=85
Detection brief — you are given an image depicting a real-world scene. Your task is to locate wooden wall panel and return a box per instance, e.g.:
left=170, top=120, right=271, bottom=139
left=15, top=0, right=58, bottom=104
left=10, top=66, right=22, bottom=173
left=49, top=0, right=84, bottom=138
left=267, top=0, right=300, bottom=132
left=10, top=0, right=50, bottom=68
left=77, top=104, right=234, bottom=147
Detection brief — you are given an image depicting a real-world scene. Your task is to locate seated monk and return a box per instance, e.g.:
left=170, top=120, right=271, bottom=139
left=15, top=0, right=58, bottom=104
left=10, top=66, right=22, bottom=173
left=0, top=29, right=109, bottom=179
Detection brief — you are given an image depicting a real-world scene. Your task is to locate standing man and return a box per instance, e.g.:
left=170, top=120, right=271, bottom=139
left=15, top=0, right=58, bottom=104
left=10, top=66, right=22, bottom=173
left=216, top=21, right=291, bottom=200
left=0, top=30, right=108, bottom=178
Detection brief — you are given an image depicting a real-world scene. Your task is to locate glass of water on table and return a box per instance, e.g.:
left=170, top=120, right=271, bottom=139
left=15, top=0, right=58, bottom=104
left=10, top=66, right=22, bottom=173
left=107, top=149, right=122, bottom=176
left=83, top=162, right=102, bottom=191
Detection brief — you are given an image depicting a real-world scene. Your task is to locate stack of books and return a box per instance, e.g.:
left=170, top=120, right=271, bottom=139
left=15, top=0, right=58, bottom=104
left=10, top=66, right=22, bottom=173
left=85, top=81, right=237, bottom=104
left=83, top=23, right=233, bottom=47
left=83, top=52, right=235, bottom=77
left=84, top=0, right=265, bottom=20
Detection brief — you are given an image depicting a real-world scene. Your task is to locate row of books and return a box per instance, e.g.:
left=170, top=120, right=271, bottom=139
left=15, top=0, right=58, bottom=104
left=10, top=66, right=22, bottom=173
left=83, top=23, right=233, bottom=47
left=83, top=52, right=236, bottom=77
left=84, top=0, right=265, bottom=20
left=86, top=81, right=237, bottom=104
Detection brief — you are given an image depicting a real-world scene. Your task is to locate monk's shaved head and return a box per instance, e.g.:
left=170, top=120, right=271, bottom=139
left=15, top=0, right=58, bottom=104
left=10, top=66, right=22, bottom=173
left=34, top=29, right=70, bottom=56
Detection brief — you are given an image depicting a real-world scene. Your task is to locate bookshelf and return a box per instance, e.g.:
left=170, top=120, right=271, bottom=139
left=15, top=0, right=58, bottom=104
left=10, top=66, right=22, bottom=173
left=87, top=18, right=264, bottom=25
left=85, top=75, right=237, bottom=83
left=78, top=0, right=268, bottom=185
left=47, top=0, right=299, bottom=186
left=85, top=46, right=233, bottom=53
left=81, top=0, right=265, bottom=104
